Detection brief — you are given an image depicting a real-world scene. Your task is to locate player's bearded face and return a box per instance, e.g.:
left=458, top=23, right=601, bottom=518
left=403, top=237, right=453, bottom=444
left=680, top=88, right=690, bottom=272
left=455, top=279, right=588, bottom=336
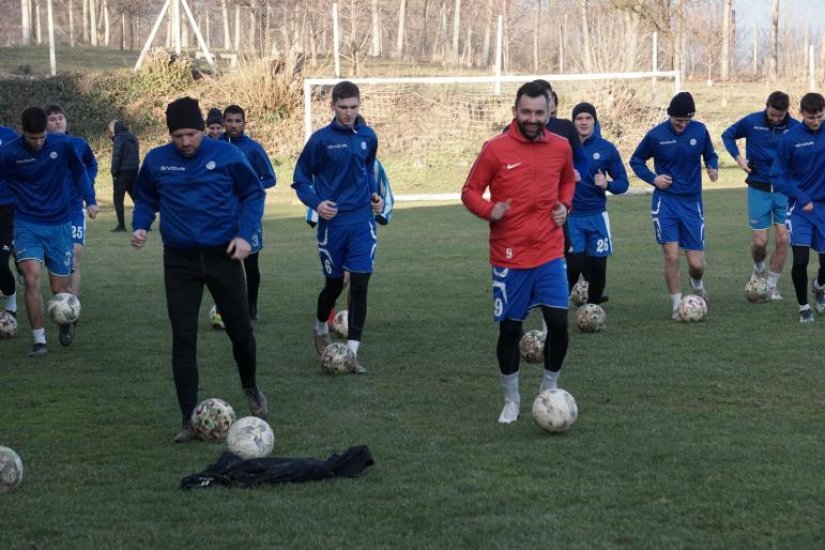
left=224, top=113, right=245, bottom=138
left=765, top=106, right=787, bottom=126
left=170, top=128, right=204, bottom=157
left=669, top=116, right=691, bottom=134
left=513, top=95, right=549, bottom=140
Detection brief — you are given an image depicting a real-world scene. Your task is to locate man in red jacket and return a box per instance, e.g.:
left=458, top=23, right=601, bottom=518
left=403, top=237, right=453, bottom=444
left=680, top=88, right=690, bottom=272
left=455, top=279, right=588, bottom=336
left=462, top=81, right=576, bottom=425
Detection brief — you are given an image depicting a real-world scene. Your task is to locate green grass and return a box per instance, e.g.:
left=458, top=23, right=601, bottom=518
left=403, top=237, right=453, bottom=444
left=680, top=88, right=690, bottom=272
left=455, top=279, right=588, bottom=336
left=2, top=190, right=824, bottom=549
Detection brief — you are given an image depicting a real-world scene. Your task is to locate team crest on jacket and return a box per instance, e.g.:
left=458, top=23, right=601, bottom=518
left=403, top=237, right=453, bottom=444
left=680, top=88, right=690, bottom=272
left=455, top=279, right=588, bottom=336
left=206, top=161, right=216, bottom=170
left=593, top=152, right=601, bottom=160
left=50, top=152, right=58, bottom=159
left=689, top=139, right=697, bottom=146
left=361, top=141, right=367, bottom=150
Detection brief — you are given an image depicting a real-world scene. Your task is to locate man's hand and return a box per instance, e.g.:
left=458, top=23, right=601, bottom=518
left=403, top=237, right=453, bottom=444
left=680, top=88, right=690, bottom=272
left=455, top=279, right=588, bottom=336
left=227, top=237, right=252, bottom=261
left=86, top=205, right=100, bottom=219
left=371, top=192, right=384, bottom=215
left=803, top=201, right=814, bottom=213
left=552, top=202, right=568, bottom=226
left=317, top=200, right=338, bottom=220
left=490, top=199, right=511, bottom=221
left=736, top=155, right=751, bottom=174
left=653, top=174, right=672, bottom=189
left=574, top=169, right=581, bottom=183
left=594, top=170, right=608, bottom=190
left=131, top=229, right=148, bottom=249
left=707, top=168, right=719, bottom=182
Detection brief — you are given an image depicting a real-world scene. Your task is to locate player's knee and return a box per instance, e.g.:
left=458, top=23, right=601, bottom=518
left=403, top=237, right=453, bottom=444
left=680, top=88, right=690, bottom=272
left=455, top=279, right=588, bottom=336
left=349, top=272, right=370, bottom=296
left=498, top=319, right=522, bottom=342
left=323, top=276, right=345, bottom=297
left=775, top=231, right=790, bottom=248
left=752, top=234, right=768, bottom=250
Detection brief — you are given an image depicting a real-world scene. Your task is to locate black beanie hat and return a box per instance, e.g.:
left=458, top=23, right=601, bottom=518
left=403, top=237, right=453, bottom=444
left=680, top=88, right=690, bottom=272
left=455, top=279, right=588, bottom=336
left=667, top=91, right=696, bottom=118
left=572, top=102, right=598, bottom=123
left=205, top=107, right=223, bottom=126
left=166, top=97, right=205, bottom=133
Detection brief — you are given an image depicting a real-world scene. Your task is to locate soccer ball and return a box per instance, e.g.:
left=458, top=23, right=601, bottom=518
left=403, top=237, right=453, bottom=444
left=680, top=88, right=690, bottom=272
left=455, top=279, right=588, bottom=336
left=47, top=292, right=81, bottom=325
left=320, top=342, right=356, bottom=374
left=332, top=309, right=349, bottom=338
left=570, top=280, right=589, bottom=306
left=227, top=416, right=275, bottom=459
left=0, top=446, right=23, bottom=494
left=575, top=304, right=606, bottom=333
left=519, top=330, right=546, bottom=363
left=531, top=388, right=578, bottom=433
left=745, top=276, right=770, bottom=303
left=678, top=295, right=707, bottom=322
left=208, top=305, right=225, bottom=330
left=0, top=311, right=17, bottom=339
left=191, top=398, right=237, bottom=440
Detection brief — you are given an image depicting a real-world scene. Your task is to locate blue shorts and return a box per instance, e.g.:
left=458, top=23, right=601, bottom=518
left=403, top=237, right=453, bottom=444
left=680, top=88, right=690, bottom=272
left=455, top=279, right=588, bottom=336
left=748, top=186, right=787, bottom=230
left=71, top=209, right=86, bottom=246
left=14, top=219, right=73, bottom=276
left=250, top=224, right=263, bottom=254
left=786, top=203, right=825, bottom=253
left=491, top=258, right=568, bottom=322
left=567, top=212, right=613, bottom=256
left=317, top=220, right=377, bottom=278
left=651, top=194, right=704, bottom=251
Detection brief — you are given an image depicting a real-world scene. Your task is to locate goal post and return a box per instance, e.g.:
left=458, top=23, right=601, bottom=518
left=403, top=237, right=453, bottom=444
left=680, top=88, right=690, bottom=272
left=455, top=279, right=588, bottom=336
left=303, top=71, right=681, bottom=200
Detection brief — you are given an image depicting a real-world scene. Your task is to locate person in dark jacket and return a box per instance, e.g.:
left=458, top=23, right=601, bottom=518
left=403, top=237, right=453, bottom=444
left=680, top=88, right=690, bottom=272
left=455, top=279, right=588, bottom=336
left=108, top=120, right=140, bottom=232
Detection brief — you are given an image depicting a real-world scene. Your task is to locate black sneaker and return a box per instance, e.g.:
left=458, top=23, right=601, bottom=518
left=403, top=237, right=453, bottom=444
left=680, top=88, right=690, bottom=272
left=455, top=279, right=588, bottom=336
left=244, top=385, right=269, bottom=419
left=29, top=343, right=48, bottom=357
left=110, top=225, right=127, bottom=232
left=59, top=322, right=75, bottom=347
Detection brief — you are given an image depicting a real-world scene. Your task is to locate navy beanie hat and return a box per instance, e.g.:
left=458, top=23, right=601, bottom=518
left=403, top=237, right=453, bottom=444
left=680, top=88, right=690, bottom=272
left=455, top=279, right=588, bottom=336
left=667, top=92, right=696, bottom=118
left=166, top=97, right=205, bottom=133
left=205, top=107, right=223, bottom=126
left=571, top=102, right=598, bottom=123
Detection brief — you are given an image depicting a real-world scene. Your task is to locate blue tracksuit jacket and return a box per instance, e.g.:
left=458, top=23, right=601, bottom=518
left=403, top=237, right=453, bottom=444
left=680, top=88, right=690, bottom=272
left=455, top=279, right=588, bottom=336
left=770, top=122, right=825, bottom=207
left=220, top=133, right=277, bottom=190
left=721, top=110, right=799, bottom=190
left=571, top=133, right=629, bottom=216
left=0, top=125, right=19, bottom=206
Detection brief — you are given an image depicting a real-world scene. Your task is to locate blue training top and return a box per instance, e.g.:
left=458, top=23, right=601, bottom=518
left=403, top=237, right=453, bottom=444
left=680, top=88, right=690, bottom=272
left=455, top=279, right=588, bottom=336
left=133, top=137, right=265, bottom=249
left=630, top=119, right=718, bottom=202
left=571, top=133, right=629, bottom=217
left=721, top=110, right=799, bottom=190
left=66, top=134, right=98, bottom=212
left=220, top=133, right=277, bottom=190
left=0, top=125, right=19, bottom=206
left=770, top=122, right=825, bottom=207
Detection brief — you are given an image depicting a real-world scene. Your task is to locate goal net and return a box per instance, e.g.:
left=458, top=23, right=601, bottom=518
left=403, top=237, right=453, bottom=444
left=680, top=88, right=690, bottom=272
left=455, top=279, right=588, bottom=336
left=303, top=72, right=681, bottom=199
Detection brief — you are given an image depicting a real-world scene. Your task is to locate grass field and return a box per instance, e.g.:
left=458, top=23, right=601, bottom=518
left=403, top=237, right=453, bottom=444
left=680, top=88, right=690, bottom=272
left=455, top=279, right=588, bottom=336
left=1, top=188, right=824, bottom=549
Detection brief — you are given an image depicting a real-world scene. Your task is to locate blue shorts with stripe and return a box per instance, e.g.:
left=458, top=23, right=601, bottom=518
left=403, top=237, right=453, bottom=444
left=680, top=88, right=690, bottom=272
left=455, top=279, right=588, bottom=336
left=651, top=193, right=704, bottom=251
left=568, top=212, right=613, bottom=257
left=71, top=208, right=86, bottom=246
left=14, top=219, right=73, bottom=276
left=786, top=203, right=825, bottom=253
left=748, top=186, right=787, bottom=230
left=491, top=258, right=568, bottom=322
left=317, top=220, right=377, bottom=278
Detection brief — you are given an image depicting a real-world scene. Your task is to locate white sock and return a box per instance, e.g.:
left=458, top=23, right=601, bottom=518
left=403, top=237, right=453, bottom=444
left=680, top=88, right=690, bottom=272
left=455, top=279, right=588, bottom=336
left=315, top=320, right=329, bottom=335
left=800, top=304, right=812, bottom=312
left=347, top=339, right=360, bottom=355
left=540, top=369, right=560, bottom=392
left=814, top=279, right=823, bottom=291
left=671, top=293, right=682, bottom=311
left=3, top=292, right=16, bottom=312
left=754, top=261, right=766, bottom=274
left=767, top=271, right=780, bottom=289
left=690, top=277, right=704, bottom=290
left=501, top=372, right=520, bottom=404
left=541, top=316, right=548, bottom=334
left=32, top=328, right=46, bottom=344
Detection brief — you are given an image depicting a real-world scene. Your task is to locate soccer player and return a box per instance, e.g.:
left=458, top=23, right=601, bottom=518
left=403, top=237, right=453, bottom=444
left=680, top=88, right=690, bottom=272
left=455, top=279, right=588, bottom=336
left=769, top=92, right=825, bottom=323
left=131, top=97, right=268, bottom=442
left=0, top=124, right=19, bottom=318
left=205, top=107, right=223, bottom=139
left=630, top=91, right=719, bottom=320
left=293, top=81, right=383, bottom=374
left=0, top=107, right=98, bottom=357
left=45, top=104, right=98, bottom=345
left=461, top=81, right=575, bottom=425
left=567, top=102, right=629, bottom=304
left=107, top=119, right=140, bottom=232
left=722, top=91, right=798, bottom=300
left=220, top=104, right=277, bottom=321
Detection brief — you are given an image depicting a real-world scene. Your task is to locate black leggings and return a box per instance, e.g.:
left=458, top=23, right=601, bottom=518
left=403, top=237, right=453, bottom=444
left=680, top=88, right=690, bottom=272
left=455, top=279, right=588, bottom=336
left=791, top=246, right=825, bottom=305
left=243, top=252, right=260, bottom=310
left=0, top=204, right=14, bottom=296
left=316, top=272, right=371, bottom=341
left=497, top=307, right=568, bottom=375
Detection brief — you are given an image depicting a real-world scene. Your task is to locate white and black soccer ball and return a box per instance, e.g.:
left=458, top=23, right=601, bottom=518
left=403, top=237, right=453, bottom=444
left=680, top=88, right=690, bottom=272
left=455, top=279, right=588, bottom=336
left=745, top=276, right=770, bottom=303
left=191, top=398, right=237, bottom=441
left=0, top=446, right=23, bottom=494
left=47, top=292, right=81, bottom=325
left=208, top=305, right=225, bottom=330
left=532, top=388, right=578, bottom=433
left=575, top=303, right=606, bottom=333
left=519, top=329, right=546, bottom=364
left=0, top=311, right=17, bottom=339
left=570, top=280, right=589, bottom=306
left=678, top=295, right=707, bottom=322
left=332, top=309, right=349, bottom=338
left=227, top=416, right=275, bottom=459
left=320, top=342, right=356, bottom=374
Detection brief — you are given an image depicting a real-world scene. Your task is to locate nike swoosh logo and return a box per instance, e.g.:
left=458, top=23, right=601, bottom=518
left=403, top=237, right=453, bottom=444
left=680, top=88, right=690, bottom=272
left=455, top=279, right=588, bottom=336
left=506, top=163, right=521, bottom=170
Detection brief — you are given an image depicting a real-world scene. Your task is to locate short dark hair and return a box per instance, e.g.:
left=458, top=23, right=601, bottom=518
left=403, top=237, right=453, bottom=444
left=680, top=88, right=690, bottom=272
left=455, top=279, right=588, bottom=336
left=223, top=104, right=245, bottom=120
left=332, top=81, right=360, bottom=104
left=44, top=104, right=65, bottom=117
left=766, top=91, right=790, bottom=111
left=515, top=81, right=550, bottom=108
left=551, top=90, right=559, bottom=106
left=532, top=79, right=552, bottom=93
left=800, top=93, right=825, bottom=115
left=22, top=107, right=48, bottom=133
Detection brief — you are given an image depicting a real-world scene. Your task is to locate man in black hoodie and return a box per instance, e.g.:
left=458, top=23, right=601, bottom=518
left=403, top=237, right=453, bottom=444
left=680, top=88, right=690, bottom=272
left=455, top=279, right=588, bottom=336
left=107, top=120, right=140, bottom=232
